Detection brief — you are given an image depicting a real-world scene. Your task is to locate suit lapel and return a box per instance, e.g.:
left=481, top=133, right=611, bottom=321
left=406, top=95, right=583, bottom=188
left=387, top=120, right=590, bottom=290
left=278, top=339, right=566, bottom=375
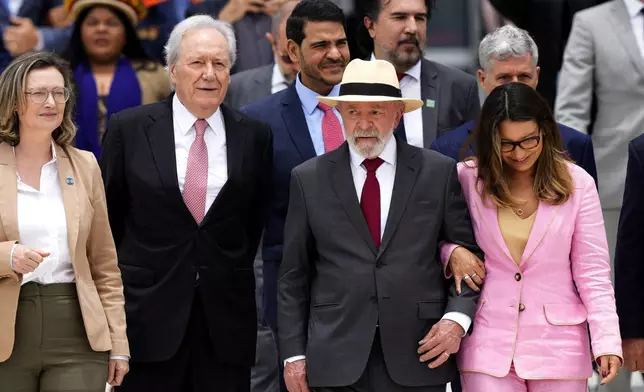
left=0, top=144, right=18, bottom=242
left=144, top=97, right=194, bottom=222
left=328, top=144, right=377, bottom=255
left=281, top=84, right=317, bottom=161
left=378, top=139, right=420, bottom=257
left=202, top=104, right=247, bottom=224
left=519, top=202, right=562, bottom=267
left=610, top=1, right=644, bottom=78
left=55, top=145, right=80, bottom=263
left=421, top=59, right=440, bottom=148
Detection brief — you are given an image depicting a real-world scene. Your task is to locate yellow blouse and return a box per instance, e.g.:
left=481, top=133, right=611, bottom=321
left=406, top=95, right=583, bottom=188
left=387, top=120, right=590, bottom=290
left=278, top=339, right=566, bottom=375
left=498, top=207, right=537, bottom=265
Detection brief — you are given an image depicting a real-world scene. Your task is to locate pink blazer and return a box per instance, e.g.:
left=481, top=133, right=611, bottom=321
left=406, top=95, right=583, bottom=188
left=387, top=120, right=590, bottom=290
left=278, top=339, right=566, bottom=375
left=451, top=161, right=622, bottom=379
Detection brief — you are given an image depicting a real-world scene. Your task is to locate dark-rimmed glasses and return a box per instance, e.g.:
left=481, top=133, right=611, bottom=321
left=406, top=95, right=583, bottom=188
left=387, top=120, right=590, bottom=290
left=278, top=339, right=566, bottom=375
left=25, top=88, right=70, bottom=104
left=500, top=135, right=541, bottom=153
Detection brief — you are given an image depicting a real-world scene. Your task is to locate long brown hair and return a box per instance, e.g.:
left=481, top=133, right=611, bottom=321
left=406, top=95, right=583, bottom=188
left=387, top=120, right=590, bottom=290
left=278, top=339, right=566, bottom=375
left=0, top=52, right=77, bottom=146
left=467, top=82, right=573, bottom=208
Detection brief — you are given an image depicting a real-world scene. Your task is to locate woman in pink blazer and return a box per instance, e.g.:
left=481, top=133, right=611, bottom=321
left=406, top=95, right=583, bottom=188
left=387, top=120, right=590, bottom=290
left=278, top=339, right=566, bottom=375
left=444, top=83, right=622, bottom=391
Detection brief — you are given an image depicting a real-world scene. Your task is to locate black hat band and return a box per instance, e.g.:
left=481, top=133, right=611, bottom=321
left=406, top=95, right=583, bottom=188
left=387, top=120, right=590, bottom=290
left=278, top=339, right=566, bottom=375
left=339, top=83, right=402, bottom=98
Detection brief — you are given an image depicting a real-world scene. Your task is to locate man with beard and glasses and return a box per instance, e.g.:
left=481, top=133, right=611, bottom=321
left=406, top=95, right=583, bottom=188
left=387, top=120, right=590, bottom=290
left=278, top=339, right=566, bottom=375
left=277, top=58, right=482, bottom=392
left=241, top=0, right=350, bottom=390
left=360, top=0, right=480, bottom=149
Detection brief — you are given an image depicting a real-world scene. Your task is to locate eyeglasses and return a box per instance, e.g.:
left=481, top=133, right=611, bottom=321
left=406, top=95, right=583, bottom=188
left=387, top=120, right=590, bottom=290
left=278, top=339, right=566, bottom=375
left=25, top=88, right=70, bottom=104
left=500, top=135, right=541, bottom=153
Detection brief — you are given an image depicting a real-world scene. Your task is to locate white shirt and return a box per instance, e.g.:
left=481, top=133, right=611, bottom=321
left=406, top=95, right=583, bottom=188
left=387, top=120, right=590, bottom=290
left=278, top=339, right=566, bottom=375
left=285, top=137, right=471, bottom=365
left=173, top=95, right=228, bottom=216
left=14, top=143, right=73, bottom=286
left=271, top=62, right=289, bottom=94
left=624, top=0, right=644, bottom=60
left=370, top=53, right=424, bottom=148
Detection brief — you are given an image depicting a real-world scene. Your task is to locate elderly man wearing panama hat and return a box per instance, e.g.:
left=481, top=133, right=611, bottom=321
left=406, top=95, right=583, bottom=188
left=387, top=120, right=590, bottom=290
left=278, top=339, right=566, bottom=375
left=277, top=58, right=483, bottom=392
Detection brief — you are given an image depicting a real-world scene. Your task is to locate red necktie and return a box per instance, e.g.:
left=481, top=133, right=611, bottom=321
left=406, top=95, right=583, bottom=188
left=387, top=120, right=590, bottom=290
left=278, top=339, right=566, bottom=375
left=361, top=158, right=384, bottom=248
left=183, top=119, right=209, bottom=224
left=318, top=102, right=344, bottom=152
left=397, top=73, right=406, bottom=81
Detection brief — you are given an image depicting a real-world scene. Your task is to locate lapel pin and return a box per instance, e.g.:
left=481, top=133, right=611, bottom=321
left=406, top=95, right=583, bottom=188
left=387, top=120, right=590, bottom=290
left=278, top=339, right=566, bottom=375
left=66, top=178, right=74, bottom=185
left=425, top=99, right=436, bottom=108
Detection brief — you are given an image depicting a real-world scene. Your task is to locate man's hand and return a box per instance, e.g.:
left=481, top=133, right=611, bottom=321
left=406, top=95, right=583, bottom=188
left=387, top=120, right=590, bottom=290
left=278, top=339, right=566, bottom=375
left=623, top=339, right=644, bottom=372
left=284, top=359, right=310, bottom=392
left=448, top=246, right=485, bottom=294
left=3, top=17, right=39, bottom=56
left=218, top=0, right=266, bottom=23
left=262, top=0, right=287, bottom=16
left=107, top=359, right=129, bottom=386
left=417, top=319, right=464, bottom=369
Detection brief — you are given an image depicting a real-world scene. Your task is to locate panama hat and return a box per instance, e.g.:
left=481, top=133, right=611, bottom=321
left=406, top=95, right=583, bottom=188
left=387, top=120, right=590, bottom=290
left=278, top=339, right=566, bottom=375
left=317, top=59, right=424, bottom=113
left=65, top=0, right=147, bottom=25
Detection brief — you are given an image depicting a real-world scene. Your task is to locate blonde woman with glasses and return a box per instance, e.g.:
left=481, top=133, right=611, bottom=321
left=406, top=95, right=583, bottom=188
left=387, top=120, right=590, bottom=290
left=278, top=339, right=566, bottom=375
left=0, top=52, right=129, bottom=392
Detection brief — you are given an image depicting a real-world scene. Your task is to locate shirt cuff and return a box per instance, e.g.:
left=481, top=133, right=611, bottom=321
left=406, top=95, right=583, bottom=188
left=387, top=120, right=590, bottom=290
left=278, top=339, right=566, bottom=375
left=442, top=312, right=471, bottom=336
left=109, top=355, right=129, bottom=361
left=284, top=355, right=305, bottom=367
left=34, top=29, right=44, bottom=51
left=9, top=243, right=18, bottom=272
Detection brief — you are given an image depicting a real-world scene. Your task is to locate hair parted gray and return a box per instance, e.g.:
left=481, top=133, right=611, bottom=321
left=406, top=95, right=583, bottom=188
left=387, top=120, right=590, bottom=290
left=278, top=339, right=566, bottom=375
left=478, top=25, right=538, bottom=71
left=164, top=14, right=237, bottom=69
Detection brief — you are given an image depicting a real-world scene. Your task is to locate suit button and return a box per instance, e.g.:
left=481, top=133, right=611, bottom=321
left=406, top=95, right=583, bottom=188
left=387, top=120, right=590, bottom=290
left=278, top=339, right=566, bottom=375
left=514, top=273, right=522, bottom=281
left=370, top=296, right=377, bottom=303
left=519, top=303, right=525, bottom=312
left=376, top=261, right=386, bottom=268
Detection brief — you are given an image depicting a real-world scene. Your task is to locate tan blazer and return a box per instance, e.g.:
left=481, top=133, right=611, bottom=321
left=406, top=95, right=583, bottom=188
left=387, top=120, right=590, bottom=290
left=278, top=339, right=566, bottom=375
left=0, top=142, right=129, bottom=362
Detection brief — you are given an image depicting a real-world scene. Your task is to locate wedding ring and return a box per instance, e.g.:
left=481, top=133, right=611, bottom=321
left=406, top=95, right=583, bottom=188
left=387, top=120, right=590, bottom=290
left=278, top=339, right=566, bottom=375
left=471, top=273, right=478, bottom=278
left=443, top=352, right=450, bottom=358
left=463, top=275, right=471, bottom=280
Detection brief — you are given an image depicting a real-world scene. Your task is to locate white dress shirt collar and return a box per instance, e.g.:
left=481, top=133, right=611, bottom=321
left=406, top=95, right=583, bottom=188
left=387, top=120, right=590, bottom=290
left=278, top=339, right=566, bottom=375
left=369, top=52, right=422, bottom=82
left=348, top=134, right=397, bottom=170
left=624, top=0, right=644, bottom=17
left=271, top=62, right=288, bottom=91
left=172, top=94, right=225, bottom=137
left=14, top=140, right=57, bottom=178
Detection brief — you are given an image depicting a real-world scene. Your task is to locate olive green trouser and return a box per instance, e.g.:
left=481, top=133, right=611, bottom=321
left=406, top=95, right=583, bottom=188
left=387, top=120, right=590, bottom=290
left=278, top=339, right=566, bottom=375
left=0, top=282, right=109, bottom=392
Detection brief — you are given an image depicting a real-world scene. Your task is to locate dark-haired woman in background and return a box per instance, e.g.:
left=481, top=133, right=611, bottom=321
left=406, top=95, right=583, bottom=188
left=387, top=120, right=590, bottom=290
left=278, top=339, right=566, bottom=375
left=64, top=0, right=170, bottom=160
left=440, top=83, right=622, bottom=391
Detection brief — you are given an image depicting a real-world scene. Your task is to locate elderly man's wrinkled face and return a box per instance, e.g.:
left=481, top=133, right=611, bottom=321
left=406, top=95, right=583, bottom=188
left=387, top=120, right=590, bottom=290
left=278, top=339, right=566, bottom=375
left=478, top=55, right=540, bottom=94
left=170, top=27, right=231, bottom=119
left=338, top=101, right=404, bottom=158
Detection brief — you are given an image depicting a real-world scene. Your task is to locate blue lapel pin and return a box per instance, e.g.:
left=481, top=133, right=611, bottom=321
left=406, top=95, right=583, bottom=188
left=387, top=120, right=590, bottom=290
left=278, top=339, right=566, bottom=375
left=66, top=177, right=74, bottom=185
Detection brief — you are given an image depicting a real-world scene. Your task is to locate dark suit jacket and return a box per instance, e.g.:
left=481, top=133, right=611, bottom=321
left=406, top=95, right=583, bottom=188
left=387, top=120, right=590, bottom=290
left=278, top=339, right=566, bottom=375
left=100, top=97, right=272, bottom=365
left=225, top=64, right=274, bottom=110
left=404, top=59, right=480, bottom=148
left=241, top=83, right=317, bottom=333
left=278, top=138, right=483, bottom=387
left=615, top=133, right=644, bottom=339
left=429, top=120, right=598, bottom=186
left=488, top=0, right=609, bottom=108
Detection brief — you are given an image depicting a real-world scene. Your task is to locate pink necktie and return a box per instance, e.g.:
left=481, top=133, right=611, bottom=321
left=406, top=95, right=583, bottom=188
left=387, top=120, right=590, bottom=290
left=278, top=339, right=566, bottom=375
left=183, top=119, right=209, bottom=224
left=318, top=102, right=344, bottom=152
